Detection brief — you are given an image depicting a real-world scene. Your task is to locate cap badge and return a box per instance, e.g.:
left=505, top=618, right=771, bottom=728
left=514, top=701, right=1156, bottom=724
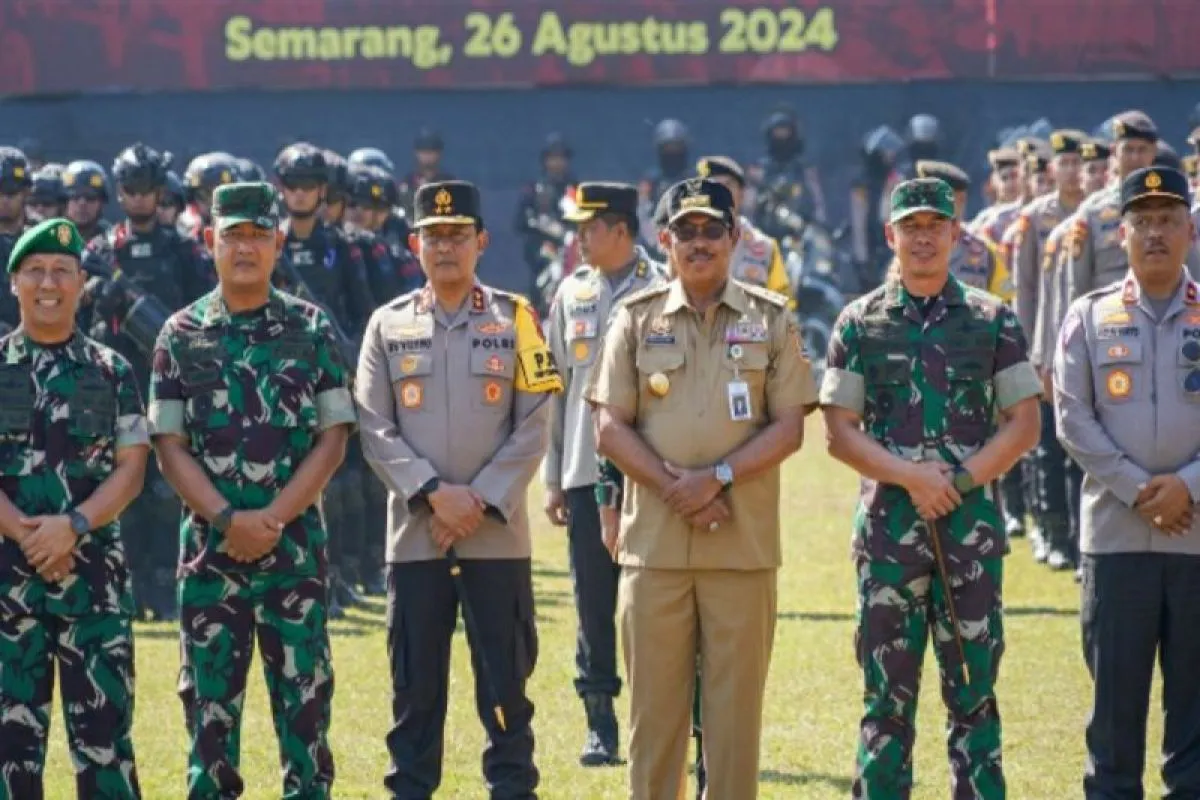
left=696, top=159, right=711, bottom=177
left=434, top=188, right=454, bottom=215
left=56, top=224, right=71, bottom=246
left=1145, top=171, right=1162, bottom=189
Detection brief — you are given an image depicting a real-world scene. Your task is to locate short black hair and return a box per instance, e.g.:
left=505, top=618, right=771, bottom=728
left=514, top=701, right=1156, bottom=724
left=598, top=210, right=639, bottom=238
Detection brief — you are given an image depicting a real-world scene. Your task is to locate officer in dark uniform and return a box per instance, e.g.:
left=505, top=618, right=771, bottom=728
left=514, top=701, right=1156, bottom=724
left=0, top=147, right=33, bottom=334
left=513, top=132, right=575, bottom=303
left=327, top=154, right=401, bottom=597
left=752, top=106, right=827, bottom=233
left=158, top=170, right=186, bottom=230
left=637, top=120, right=691, bottom=248
left=27, top=162, right=66, bottom=225
left=348, top=163, right=423, bottom=295
left=397, top=128, right=455, bottom=216
left=82, top=142, right=214, bottom=620
left=63, top=160, right=112, bottom=244
left=177, top=152, right=240, bottom=242
left=273, top=142, right=376, bottom=615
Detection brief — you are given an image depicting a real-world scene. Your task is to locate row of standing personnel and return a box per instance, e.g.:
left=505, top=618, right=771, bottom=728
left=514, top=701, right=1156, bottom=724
left=0, top=140, right=428, bottom=622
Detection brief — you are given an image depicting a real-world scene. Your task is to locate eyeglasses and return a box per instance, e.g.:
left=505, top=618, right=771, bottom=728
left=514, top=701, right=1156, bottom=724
left=19, top=266, right=80, bottom=284
left=670, top=221, right=728, bottom=242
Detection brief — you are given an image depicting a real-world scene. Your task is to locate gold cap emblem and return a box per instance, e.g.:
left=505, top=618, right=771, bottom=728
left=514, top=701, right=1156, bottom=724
left=89, top=174, right=104, bottom=188
left=696, top=159, right=711, bottom=177
left=12, top=167, right=24, bottom=179
left=371, top=184, right=383, bottom=199
left=56, top=224, right=71, bottom=246
left=434, top=188, right=453, bottom=215
left=1050, top=132, right=1064, bottom=150
left=1145, top=171, right=1162, bottom=189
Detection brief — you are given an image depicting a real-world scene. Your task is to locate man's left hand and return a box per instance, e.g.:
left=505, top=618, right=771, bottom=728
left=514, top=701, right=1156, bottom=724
left=662, top=463, right=724, bottom=517
left=19, top=515, right=79, bottom=579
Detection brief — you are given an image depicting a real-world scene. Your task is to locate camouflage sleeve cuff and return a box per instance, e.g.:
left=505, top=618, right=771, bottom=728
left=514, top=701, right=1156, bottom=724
left=317, top=387, right=358, bottom=432
left=994, top=361, right=1041, bottom=410
left=818, top=367, right=865, bottom=414
left=116, top=414, right=151, bottom=449
left=147, top=399, right=185, bottom=438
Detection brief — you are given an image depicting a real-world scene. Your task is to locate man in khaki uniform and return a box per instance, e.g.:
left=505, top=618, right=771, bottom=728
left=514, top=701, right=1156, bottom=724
left=586, top=178, right=817, bottom=799
left=967, top=147, right=1023, bottom=235
left=542, top=181, right=665, bottom=766
left=354, top=180, right=562, bottom=798
left=695, top=156, right=794, bottom=304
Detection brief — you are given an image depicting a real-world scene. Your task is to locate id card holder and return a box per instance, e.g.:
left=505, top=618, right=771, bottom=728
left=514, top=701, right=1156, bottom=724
left=728, top=380, right=752, bottom=421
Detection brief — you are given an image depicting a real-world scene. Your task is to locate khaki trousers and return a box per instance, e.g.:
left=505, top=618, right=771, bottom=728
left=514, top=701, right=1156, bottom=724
left=619, top=566, right=777, bottom=800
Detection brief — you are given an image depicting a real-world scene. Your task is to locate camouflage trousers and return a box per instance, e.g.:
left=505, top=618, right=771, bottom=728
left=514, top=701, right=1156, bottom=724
left=853, top=556, right=1006, bottom=800
left=178, top=568, right=334, bottom=799
left=0, top=611, right=139, bottom=799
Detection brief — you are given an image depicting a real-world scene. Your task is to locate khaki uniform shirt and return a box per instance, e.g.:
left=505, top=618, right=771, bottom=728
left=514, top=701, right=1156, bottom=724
left=1031, top=218, right=1073, bottom=370
left=585, top=278, right=818, bottom=571
left=355, top=283, right=561, bottom=562
left=1055, top=271, right=1200, bottom=555
left=1005, top=192, right=1078, bottom=340
left=544, top=250, right=666, bottom=491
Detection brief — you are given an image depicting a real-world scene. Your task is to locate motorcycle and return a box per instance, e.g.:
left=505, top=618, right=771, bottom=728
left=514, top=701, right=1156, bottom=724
left=781, top=218, right=850, bottom=386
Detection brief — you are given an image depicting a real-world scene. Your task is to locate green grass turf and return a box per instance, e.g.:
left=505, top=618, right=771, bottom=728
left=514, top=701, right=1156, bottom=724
left=42, top=418, right=1166, bottom=798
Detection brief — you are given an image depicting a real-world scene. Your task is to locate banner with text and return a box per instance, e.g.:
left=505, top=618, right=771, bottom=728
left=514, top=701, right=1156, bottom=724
left=0, top=0, right=1196, bottom=96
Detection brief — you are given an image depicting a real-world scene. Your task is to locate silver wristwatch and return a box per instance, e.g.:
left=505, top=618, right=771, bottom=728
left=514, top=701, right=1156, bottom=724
left=713, top=461, right=734, bottom=487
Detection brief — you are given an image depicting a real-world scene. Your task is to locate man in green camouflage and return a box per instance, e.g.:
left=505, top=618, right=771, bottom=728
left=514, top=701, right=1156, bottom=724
left=148, top=182, right=356, bottom=799
left=0, top=217, right=150, bottom=799
left=821, top=178, right=1041, bottom=799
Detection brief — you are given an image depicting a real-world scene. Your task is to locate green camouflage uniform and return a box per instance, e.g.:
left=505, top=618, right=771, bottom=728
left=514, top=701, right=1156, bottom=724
left=149, top=286, right=356, bottom=799
left=0, top=329, right=147, bottom=799
left=822, top=272, right=1040, bottom=799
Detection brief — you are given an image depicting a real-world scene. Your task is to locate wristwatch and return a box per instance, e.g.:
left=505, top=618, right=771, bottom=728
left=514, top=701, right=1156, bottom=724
left=67, top=509, right=90, bottom=536
left=713, top=461, right=734, bottom=488
left=212, top=504, right=234, bottom=534
left=418, top=477, right=442, bottom=499
left=952, top=466, right=976, bottom=495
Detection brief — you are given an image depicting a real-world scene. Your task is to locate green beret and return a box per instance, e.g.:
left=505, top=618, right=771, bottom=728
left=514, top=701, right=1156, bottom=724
left=6, top=217, right=84, bottom=274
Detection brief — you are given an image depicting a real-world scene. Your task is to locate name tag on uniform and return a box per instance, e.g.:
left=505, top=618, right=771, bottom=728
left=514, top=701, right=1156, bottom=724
left=130, top=242, right=152, bottom=258
left=728, top=380, right=752, bottom=421
left=725, top=321, right=768, bottom=343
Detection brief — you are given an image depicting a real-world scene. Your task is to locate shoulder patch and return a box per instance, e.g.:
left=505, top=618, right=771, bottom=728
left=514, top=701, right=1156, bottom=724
left=620, top=283, right=670, bottom=308
left=740, top=281, right=790, bottom=308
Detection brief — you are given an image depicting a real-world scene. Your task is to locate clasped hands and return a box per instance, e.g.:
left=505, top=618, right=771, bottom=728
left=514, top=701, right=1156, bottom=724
left=18, top=515, right=79, bottom=582
left=900, top=459, right=962, bottom=522
left=661, top=463, right=730, bottom=531
left=1134, top=474, right=1194, bottom=536
left=428, top=484, right=488, bottom=554
left=220, top=509, right=285, bottom=563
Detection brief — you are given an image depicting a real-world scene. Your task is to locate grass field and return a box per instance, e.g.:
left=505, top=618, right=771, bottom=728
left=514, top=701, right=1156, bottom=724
left=42, top=416, right=1166, bottom=798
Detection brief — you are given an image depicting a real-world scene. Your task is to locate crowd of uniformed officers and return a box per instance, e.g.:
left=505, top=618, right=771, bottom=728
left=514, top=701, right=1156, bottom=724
left=1, top=103, right=1200, bottom=800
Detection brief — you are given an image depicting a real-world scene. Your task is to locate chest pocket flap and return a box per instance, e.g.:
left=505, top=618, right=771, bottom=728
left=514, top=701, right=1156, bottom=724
left=862, top=351, right=910, bottom=385
left=469, top=347, right=516, bottom=380
left=945, top=347, right=996, bottom=381
left=270, top=332, right=313, bottom=362
left=71, top=367, right=115, bottom=437
left=1096, top=339, right=1144, bottom=366
left=388, top=351, right=435, bottom=382
left=0, top=364, right=33, bottom=431
left=636, top=347, right=685, bottom=375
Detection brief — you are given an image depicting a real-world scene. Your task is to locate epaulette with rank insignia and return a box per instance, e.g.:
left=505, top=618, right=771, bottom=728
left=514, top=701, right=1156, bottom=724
left=740, top=280, right=790, bottom=308
left=618, top=283, right=670, bottom=309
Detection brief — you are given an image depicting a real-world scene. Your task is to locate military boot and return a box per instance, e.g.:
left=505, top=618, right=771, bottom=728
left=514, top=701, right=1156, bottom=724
left=362, top=567, right=387, bottom=597
left=332, top=565, right=363, bottom=608
left=579, top=693, right=619, bottom=767
left=1045, top=525, right=1075, bottom=572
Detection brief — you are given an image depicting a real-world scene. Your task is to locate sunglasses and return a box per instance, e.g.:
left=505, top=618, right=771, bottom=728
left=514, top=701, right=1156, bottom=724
left=670, top=220, right=728, bottom=242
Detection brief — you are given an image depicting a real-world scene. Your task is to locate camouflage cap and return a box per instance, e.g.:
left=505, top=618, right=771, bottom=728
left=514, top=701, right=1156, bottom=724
left=210, top=181, right=280, bottom=231
left=6, top=217, right=84, bottom=274
left=889, top=178, right=955, bottom=223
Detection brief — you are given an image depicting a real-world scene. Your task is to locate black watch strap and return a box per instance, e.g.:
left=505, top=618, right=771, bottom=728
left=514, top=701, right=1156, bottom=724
left=212, top=504, right=234, bottom=534
left=68, top=509, right=90, bottom=536
left=418, top=477, right=441, bottom=499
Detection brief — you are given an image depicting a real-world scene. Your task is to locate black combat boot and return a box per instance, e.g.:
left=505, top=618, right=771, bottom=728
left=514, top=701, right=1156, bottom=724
left=580, top=693, right=619, bottom=766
